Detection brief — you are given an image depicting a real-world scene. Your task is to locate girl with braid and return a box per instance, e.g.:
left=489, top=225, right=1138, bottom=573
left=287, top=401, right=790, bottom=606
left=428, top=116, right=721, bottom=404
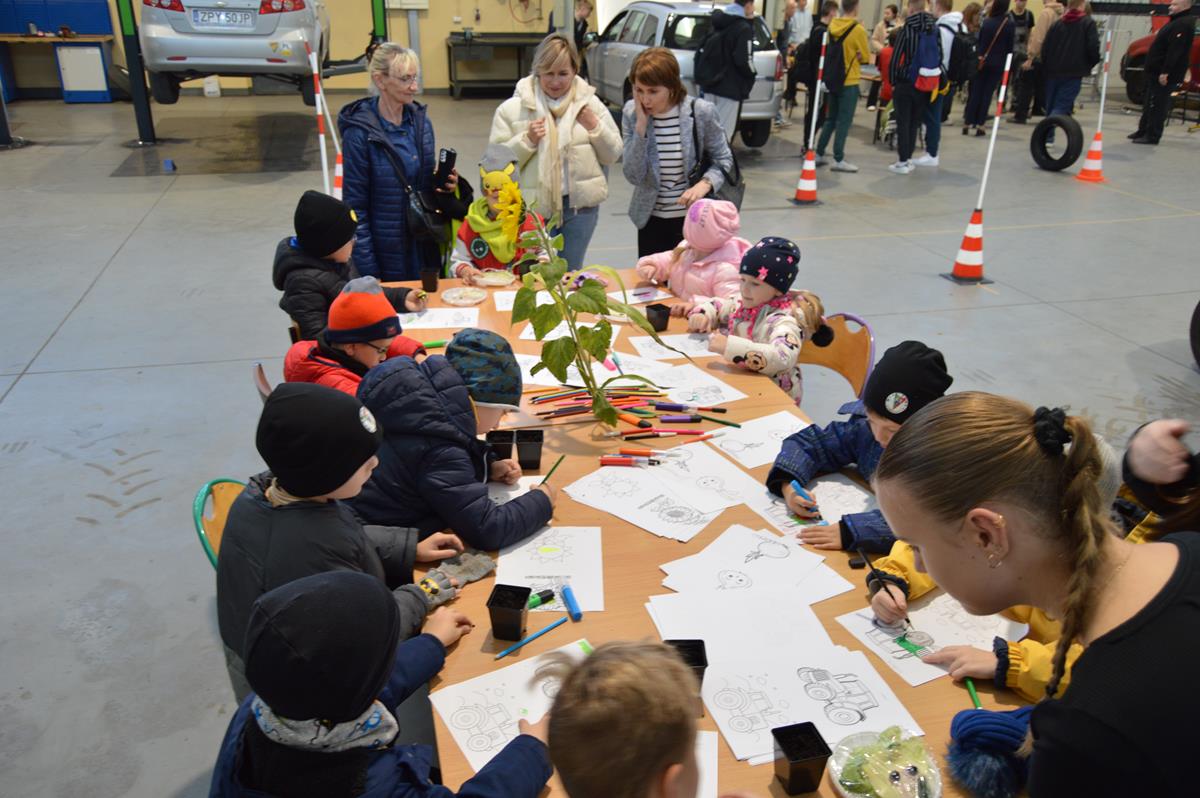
left=872, top=392, right=1200, bottom=796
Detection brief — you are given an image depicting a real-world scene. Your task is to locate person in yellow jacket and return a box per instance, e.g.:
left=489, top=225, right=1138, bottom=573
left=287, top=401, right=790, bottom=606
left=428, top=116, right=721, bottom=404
left=867, top=433, right=1158, bottom=703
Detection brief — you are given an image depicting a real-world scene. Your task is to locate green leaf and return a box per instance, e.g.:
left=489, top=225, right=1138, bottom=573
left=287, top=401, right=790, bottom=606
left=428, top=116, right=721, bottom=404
left=511, top=287, right=537, bottom=324
left=585, top=319, right=612, bottom=361
left=589, top=265, right=634, bottom=299
left=567, top=290, right=606, bottom=315
left=521, top=272, right=539, bottom=291
left=530, top=302, right=564, bottom=340
left=609, top=301, right=693, bottom=363
left=577, top=279, right=609, bottom=311
left=535, top=258, right=568, bottom=288
left=551, top=234, right=565, bottom=252
left=592, top=396, right=618, bottom=427
left=600, top=373, right=660, bottom=389
left=530, top=362, right=546, bottom=375
left=541, top=337, right=577, bottom=383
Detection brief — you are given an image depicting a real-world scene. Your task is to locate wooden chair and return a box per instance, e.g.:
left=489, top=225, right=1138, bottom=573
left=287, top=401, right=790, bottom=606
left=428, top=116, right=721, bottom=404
left=798, top=312, right=876, bottom=398
left=193, top=479, right=246, bottom=569
left=253, top=363, right=273, bottom=405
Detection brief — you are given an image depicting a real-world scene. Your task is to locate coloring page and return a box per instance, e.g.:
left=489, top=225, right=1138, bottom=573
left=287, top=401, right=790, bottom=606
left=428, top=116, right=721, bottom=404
left=696, top=731, right=718, bottom=798
left=430, top=639, right=591, bottom=772
left=396, top=307, right=480, bottom=329
left=704, top=649, right=923, bottom=761
left=493, top=290, right=555, bottom=313
left=607, top=286, right=674, bottom=305
left=646, top=588, right=834, bottom=665
left=650, top=443, right=762, bottom=515
left=496, top=526, right=604, bottom=613
left=836, top=593, right=1030, bottom=687
left=743, top=487, right=809, bottom=535
left=628, top=334, right=718, bottom=361
left=564, top=466, right=719, bottom=543
left=659, top=363, right=748, bottom=407
left=604, top=352, right=680, bottom=388
left=518, top=320, right=572, bottom=341
left=513, top=353, right=563, bottom=388
left=487, top=476, right=541, bottom=506
left=659, top=525, right=827, bottom=593
left=708, top=410, right=811, bottom=469
left=743, top=474, right=876, bottom=536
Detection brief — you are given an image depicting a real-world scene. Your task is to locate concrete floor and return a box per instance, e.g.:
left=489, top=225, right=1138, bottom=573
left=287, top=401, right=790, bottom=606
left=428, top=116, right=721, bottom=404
left=1, top=90, right=1198, bottom=796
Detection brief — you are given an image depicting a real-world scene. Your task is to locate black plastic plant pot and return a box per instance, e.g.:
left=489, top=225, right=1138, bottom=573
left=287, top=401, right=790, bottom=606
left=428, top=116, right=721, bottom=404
left=515, top=429, right=544, bottom=470
left=645, top=303, right=670, bottom=332
left=665, top=639, right=708, bottom=716
left=487, top=584, right=532, bottom=641
left=420, top=270, right=440, bottom=293
left=486, top=430, right=515, bottom=461
left=772, top=722, right=831, bottom=795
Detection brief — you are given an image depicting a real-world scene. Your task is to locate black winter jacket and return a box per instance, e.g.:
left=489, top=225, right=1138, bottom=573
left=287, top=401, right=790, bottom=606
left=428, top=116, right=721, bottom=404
left=216, top=472, right=428, bottom=657
left=1041, top=12, right=1100, bottom=79
left=351, top=356, right=553, bottom=551
left=271, top=237, right=413, bottom=340
left=702, top=9, right=757, bottom=100
left=1145, top=9, right=1197, bottom=83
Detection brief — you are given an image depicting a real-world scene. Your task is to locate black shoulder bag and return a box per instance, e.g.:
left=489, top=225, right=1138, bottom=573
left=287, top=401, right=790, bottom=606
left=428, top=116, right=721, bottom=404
left=687, top=98, right=745, bottom=208
left=371, top=137, right=449, bottom=247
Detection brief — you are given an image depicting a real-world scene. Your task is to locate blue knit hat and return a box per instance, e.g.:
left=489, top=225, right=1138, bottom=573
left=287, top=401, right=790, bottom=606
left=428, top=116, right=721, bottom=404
left=740, top=236, right=801, bottom=294
left=444, top=328, right=523, bottom=410
left=947, top=705, right=1033, bottom=798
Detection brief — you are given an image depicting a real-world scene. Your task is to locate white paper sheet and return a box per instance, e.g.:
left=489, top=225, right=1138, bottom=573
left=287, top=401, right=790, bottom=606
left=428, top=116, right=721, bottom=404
left=744, top=473, right=877, bottom=536
left=496, top=526, right=604, bottom=613
left=518, top=320, right=572, bottom=341
left=396, top=307, right=480, bottom=329
left=608, top=286, right=674, bottom=305
left=564, top=466, right=720, bottom=543
left=487, top=476, right=541, bottom=506
left=696, top=731, right=718, bottom=798
left=658, top=363, right=748, bottom=407
left=836, top=593, right=1030, bottom=687
left=514, top=353, right=563, bottom=388
left=650, top=443, right=763, bottom=514
left=704, top=649, right=923, bottom=761
left=708, top=410, right=811, bottom=469
left=493, top=290, right=556, bottom=312
left=629, top=333, right=718, bottom=361
left=659, top=525, right=827, bottom=593
left=430, top=639, right=591, bottom=772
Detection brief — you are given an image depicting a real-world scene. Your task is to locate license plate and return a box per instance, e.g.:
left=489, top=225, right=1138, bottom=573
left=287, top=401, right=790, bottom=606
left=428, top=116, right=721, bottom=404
left=191, top=9, right=255, bottom=28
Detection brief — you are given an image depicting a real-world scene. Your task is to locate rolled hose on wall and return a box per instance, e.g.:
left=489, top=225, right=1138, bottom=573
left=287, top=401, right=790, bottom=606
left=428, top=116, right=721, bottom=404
left=1030, top=114, right=1086, bottom=171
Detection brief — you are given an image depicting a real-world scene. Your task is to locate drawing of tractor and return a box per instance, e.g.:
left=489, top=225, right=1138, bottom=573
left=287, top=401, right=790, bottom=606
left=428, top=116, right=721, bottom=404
left=710, top=687, right=787, bottom=734
left=865, top=625, right=936, bottom=659
left=797, top=667, right=880, bottom=726
left=449, top=702, right=520, bottom=752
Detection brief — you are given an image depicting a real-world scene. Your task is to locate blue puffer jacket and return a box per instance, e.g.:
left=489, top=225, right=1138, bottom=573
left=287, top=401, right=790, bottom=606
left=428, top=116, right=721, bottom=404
left=208, top=634, right=553, bottom=797
left=338, top=97, right=439, bottom=281
left=351, top=356, right=554, bottom=551
left=765, top=400, right=894, bottom=552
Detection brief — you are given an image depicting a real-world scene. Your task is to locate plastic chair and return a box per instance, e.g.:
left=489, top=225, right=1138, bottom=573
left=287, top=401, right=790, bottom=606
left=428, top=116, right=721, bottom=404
left=253, top=363, right=273, bottom=404
left=193, top=479, right=245, bottom=569
left=799, top=312, right=876, bottom=398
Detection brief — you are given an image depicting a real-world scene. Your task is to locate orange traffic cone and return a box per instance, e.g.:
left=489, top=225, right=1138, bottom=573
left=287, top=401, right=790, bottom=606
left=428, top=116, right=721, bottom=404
left=941, top=208, right=993, bottom=285
left=333, top=152, right=344, bottom=200
left=790, top=149, right=820, bottom=206
left=1076, top=131, right=1105, bottom=183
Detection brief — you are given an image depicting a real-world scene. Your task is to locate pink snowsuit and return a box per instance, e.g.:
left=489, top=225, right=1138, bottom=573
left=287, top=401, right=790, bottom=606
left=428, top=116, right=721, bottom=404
left=635, top=199, right=749, bottom=304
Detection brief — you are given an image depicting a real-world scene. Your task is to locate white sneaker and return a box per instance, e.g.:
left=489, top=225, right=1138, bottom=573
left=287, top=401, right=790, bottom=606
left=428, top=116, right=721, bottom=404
left=831, top=160, right=859, bottom=173
left=867, top=105, right=878, bottom=111
left=888, top=161, right=914, bottom=174
left=913, top=153, right=939, bottom=167
left=814, top=154, right=831, bottom=167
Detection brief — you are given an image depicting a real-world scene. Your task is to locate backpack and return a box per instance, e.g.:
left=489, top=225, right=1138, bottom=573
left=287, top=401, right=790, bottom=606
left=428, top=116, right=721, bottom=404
left=911, top=27, right=943, bottom=91
left=940, top=21, right=978, bottom=85
left=822, top=23, right=859, bottom=93
left=694, top=25, right=727, bottom=90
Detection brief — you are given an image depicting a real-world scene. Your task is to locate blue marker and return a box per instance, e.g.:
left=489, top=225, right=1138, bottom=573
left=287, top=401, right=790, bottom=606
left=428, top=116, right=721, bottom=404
left=494, top=616, right=569, bottom=660
left=789, top=480, right=814, bottom=503
left=561, top=581, right=583, bottom=621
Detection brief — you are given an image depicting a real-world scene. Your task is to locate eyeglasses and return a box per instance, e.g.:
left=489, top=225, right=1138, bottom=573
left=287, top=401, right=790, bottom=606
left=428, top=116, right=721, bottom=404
left=360, top=342, right=389, bottom=357
left=388, top=73, right=420, bottom=85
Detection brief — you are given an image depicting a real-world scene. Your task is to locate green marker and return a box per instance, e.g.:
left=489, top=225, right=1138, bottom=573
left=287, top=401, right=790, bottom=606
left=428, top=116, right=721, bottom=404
left=894, top=635, right=925, bottom=656
left=965, top=677, right=983, bottom=709
left=527, top=589, right=555, bottom=609
left=423, top=339, right=447, bottom=349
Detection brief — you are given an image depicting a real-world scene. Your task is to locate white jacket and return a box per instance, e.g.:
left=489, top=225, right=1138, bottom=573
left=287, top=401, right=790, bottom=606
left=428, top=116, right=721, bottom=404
left=489, top=76, right=623, bottom=213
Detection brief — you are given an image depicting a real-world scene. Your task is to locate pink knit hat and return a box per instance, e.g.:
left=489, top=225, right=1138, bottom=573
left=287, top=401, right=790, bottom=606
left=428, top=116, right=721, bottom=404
left=683, top=198, right=740, bottom=252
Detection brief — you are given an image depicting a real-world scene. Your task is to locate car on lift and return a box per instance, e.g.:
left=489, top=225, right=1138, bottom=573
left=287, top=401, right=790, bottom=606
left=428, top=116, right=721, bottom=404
left=139, top=0, right=331, bottom=105
left=1119, top=14, right=1200, bottom=104
left=585, top=1, right=784, bottom=148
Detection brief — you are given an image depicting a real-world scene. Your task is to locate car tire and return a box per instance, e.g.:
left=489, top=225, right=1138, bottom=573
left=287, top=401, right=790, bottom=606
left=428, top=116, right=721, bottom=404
left=739, top=119, right=771, bottom=148
left=1124, top=56, right=1146, bottom=105
left=301, top=75, right=316, bottom=107
left=148, top=71, right=180, bottom=105
left=1190, top=297, right=1200, bottom=368
left=1030, top=115, right=1084, bottom=172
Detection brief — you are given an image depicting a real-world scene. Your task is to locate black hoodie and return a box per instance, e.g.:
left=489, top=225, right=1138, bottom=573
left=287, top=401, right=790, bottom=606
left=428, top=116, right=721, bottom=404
left=701, top=8, right=758, bottom=100
left=1145, top=8, right=1197, bottom=83
left=1041, top=9, right=1100, bottom=80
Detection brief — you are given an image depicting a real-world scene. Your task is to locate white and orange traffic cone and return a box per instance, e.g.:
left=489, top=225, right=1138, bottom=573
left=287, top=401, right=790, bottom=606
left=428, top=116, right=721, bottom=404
left=941, top=208, right=993, bottom=285
left=1076, top=131, right=1105, bottom=183
left=333, top=152, right=344, bottom=200
left=790, top=149, right=820, bottom=206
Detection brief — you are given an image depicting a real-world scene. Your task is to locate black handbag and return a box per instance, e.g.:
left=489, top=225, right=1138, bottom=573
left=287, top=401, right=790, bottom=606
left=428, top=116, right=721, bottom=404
left=688, top=98, right=745, bottom=208
left=371, top=137, right=449, bottom=247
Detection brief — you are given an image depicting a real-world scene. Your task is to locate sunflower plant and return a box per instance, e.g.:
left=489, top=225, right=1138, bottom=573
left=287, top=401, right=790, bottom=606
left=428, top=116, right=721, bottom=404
left=510, top=211, right=678, bottom=427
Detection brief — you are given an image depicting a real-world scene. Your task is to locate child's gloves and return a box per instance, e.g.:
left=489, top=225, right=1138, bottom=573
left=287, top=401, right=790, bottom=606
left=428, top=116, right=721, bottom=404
left=435, top=549, right=497, bottom=586
left=417, top=571, right=458, bottom=609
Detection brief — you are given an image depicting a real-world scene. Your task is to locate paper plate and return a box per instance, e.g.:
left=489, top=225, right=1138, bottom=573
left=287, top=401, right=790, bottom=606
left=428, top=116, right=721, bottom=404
left=442, top=287, right=488, bottom=306
left=829, top=731, right=942, bottom=798
left=474, top=270, right=517, bottom=287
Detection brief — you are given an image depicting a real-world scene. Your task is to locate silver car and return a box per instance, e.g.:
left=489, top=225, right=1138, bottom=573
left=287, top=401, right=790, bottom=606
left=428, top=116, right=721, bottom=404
left=585, top=1, right=783, bottom=147
left=139, top=0, right=331, bottom=105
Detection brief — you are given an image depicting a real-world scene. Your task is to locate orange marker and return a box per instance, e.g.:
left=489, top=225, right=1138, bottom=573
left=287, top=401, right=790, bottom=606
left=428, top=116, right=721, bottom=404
left=618, top=412, right=653, bottom=429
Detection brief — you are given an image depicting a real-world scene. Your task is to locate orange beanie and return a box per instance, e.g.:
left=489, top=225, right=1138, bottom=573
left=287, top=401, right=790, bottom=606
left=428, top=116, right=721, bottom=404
left=325, top=277, right=402, bottom=343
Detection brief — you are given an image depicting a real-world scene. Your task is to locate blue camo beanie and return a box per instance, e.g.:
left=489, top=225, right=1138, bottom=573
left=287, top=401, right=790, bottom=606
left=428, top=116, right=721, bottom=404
left=947, top=705, right=1033, bottom=798
left=444, top=328, right=523, bottom=410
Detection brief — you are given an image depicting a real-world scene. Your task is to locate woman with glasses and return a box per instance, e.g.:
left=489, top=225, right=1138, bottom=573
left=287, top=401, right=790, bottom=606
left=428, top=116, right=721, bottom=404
left=338, top=44, right=465, bottom=281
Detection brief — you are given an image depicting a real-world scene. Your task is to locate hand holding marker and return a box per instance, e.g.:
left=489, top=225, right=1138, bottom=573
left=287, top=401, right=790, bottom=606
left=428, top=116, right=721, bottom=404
left=789, top=479, right=823, bottom=522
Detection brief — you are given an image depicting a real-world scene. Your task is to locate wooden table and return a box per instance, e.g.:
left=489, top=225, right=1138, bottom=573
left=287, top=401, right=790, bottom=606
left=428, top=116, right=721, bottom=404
left=387, top=272, right=1013, bottom=797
